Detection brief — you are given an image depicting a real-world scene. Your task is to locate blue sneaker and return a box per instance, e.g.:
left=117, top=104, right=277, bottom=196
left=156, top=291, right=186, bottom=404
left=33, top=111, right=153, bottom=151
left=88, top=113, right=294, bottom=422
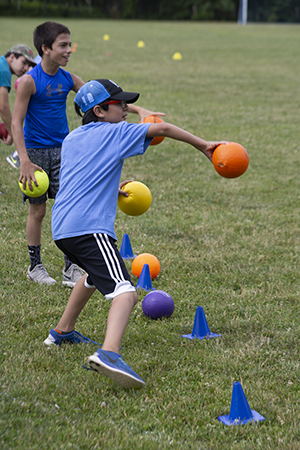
left=88, top=349, right=145, bottom=389
left=44, top=329, right=100, bottom=346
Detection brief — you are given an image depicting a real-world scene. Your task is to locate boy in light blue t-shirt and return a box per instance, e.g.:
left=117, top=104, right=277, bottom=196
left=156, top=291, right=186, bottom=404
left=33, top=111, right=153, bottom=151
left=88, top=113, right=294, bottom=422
left=44, top=78, right=227, bottom=389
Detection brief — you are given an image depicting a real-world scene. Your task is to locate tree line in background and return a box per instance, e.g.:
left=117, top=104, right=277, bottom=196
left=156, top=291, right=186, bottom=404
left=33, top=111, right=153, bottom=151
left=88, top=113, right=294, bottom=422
left=0, top=0, right=299, bottom=22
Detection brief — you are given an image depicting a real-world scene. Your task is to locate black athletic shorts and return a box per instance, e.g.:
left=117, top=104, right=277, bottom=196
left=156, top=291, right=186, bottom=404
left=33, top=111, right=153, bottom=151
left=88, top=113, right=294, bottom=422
left=23, top=147, right=61, bottom=204
left=55, top=233, right=135, bottom=299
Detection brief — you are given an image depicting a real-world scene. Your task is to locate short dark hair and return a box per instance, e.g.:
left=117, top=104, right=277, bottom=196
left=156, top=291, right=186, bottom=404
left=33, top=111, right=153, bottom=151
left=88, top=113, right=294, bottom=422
left=75, top=102, right=109, bottom=125
left=33, top=21, right=70, bottom=56
left=4, top=51, right=23, bottom=59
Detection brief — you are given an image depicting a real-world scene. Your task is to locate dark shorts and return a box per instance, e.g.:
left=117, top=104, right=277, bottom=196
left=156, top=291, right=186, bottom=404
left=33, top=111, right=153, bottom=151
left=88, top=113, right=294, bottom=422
left=55, top=233, right=136, bottom=299
left=23, top=147, right=61, bottom=204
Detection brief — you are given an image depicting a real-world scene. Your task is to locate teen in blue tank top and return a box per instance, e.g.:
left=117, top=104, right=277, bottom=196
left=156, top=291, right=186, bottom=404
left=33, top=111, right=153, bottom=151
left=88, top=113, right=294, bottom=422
left=24, top=63, right=73, bottom=148
left=12, top=21, right=85, bottom=288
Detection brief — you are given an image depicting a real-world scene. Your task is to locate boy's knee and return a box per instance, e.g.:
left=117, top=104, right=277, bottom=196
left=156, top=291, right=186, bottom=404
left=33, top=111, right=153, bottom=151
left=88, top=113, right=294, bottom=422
left=130, top=291, right=138, bottom=307
left=28, top=203, right=46, bottom=221
left=127, top=291, right=138, bottom=308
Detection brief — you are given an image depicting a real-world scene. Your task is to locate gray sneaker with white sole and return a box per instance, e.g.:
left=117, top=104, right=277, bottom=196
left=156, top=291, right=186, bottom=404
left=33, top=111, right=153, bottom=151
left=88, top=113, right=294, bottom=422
left=62, top=264, right=85, bottom=287
left=27, top=264, right=56, bottom=285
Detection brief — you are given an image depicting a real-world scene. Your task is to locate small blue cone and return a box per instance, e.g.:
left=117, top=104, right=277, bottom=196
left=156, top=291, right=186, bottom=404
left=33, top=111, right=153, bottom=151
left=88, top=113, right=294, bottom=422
left=120, top=233, right=136, bottom=259
left=136, top=264, right=155, bottom=291
left=182, top=306, right=221, bottom=340
left=218, top=382, right=266, bottom=426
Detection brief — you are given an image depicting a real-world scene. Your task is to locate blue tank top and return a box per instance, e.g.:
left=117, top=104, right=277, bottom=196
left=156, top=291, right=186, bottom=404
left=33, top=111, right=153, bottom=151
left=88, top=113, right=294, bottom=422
left=24, top=64, right=74, bottom=148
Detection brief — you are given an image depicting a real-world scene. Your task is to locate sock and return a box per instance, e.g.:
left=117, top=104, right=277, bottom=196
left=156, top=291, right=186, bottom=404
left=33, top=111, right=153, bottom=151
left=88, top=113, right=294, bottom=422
left=54, top=328, right=73, bottom=335
left=28, top=244, right=42, bottom=270
left=12, top=150, right=19, bottom=158
left=64, top=254, right=73, bottom=271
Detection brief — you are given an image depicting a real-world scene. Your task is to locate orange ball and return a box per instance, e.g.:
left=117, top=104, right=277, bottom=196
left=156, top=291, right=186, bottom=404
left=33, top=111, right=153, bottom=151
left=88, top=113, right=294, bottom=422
left=131, top=253, right=160, bottom=280
left=140, top=115, right=165, bottom=146
left=212, top=142, right=249, bottom=179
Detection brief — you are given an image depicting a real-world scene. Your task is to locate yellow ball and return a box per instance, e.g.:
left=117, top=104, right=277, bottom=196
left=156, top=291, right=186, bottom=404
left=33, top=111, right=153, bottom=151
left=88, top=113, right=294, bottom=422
left=118, top=181, right=152, bottom=216
left=19, top=169, right=49, bottom=197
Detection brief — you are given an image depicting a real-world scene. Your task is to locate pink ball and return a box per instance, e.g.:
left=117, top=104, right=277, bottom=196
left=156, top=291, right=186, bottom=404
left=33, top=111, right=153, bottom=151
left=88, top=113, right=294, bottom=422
left=142, top=290, right=174, bottom=320
left=15, top=77, right=22, bottom=90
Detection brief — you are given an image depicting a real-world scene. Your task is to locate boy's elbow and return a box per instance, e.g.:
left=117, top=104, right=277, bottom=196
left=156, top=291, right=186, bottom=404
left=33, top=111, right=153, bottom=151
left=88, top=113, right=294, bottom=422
left=0, top=104, right=10, bottom=117
left=11, top=118, right=19, bottom=134
left=158, top=122, right=170, bottom=136
left=147, top=122, right=172, bottom=138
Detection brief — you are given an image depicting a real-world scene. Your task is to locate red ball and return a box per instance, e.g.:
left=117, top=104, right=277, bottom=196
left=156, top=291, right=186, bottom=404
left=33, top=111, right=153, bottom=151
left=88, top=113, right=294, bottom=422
left=0, top=122, right=8, bottom=140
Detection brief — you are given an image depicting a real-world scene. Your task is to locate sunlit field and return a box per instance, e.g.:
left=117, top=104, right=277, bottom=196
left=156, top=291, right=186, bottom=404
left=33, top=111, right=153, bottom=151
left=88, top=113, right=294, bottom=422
left=1, top=18, right=299, bottom=449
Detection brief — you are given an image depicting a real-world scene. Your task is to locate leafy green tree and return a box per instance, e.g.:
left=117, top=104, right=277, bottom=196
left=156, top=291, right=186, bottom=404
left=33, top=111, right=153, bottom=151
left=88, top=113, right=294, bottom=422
left=0, top=0, right=299, bottom=21
left=248, top=0, right=300, bottom=22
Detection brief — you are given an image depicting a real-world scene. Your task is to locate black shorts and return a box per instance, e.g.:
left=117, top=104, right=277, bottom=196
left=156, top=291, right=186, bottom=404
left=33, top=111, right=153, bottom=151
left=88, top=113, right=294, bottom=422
left=55, top=233, right=135, bottom=299
left=23, top=147, right=61, bottom=204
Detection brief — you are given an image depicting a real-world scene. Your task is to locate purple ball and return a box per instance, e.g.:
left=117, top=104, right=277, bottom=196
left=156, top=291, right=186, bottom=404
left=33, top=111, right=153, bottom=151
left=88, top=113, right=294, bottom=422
left=142, top=290, right=174, bottom=320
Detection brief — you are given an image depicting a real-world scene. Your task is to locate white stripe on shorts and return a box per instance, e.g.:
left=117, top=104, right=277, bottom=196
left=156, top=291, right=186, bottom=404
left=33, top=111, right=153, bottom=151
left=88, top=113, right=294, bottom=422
left=93, top=233, right=126, bottom=284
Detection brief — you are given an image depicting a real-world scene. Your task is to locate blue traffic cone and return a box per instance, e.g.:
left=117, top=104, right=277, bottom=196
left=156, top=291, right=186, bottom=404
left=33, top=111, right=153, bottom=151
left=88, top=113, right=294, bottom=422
left=136, top=264, right=155, bottom=291
left=120, top=233, right=136, bottom=259
left=181, top=306, right=222, bottom=340
left=218, top=382, right=266, bottom=426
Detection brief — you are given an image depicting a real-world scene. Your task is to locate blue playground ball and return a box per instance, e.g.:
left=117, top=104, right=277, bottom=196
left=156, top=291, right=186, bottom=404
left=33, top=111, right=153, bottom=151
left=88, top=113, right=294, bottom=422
left=142, top=290, right=174, bottom=320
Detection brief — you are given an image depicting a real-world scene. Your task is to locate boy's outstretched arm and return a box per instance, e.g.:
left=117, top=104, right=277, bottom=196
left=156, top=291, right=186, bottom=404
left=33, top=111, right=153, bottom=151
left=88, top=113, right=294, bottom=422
left=146, top=122, right=228, bottom=162
left=128, top=104, right=166, bottom=122
left=11, top=75, right=42, bottom=191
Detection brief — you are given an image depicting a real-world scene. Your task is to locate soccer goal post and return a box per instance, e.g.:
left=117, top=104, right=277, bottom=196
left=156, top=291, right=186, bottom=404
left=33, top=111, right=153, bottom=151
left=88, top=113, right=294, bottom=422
left=238, top=0, right=248, bottom=25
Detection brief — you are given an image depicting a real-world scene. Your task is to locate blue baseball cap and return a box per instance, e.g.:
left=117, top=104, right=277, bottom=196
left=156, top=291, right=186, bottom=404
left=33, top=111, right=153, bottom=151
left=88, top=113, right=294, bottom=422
left=74, top=79, right=140, bottom=113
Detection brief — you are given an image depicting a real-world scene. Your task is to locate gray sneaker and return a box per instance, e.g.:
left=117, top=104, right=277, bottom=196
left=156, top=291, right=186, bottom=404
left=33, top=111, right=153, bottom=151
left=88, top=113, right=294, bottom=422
left=6, top=153, right=20, bottom=169
left=62, top=264, right=85, bottom=287
left=27, top=264, right=57, bottom=285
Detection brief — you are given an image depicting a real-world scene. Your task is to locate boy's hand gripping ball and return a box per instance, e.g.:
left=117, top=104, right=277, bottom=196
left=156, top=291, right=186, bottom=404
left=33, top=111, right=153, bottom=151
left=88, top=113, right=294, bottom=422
left=212, top=142, right=249, bottom=179
left=19, top=169, right=49, bottom=197
left=118, top=181, right=152, bottom=216
left=140, top=115, right=165, bottom=146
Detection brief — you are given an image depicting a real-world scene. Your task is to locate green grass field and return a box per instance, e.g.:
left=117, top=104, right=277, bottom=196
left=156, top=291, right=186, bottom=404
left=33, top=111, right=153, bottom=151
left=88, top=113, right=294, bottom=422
left=0, top=18, right=299, bottom=449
